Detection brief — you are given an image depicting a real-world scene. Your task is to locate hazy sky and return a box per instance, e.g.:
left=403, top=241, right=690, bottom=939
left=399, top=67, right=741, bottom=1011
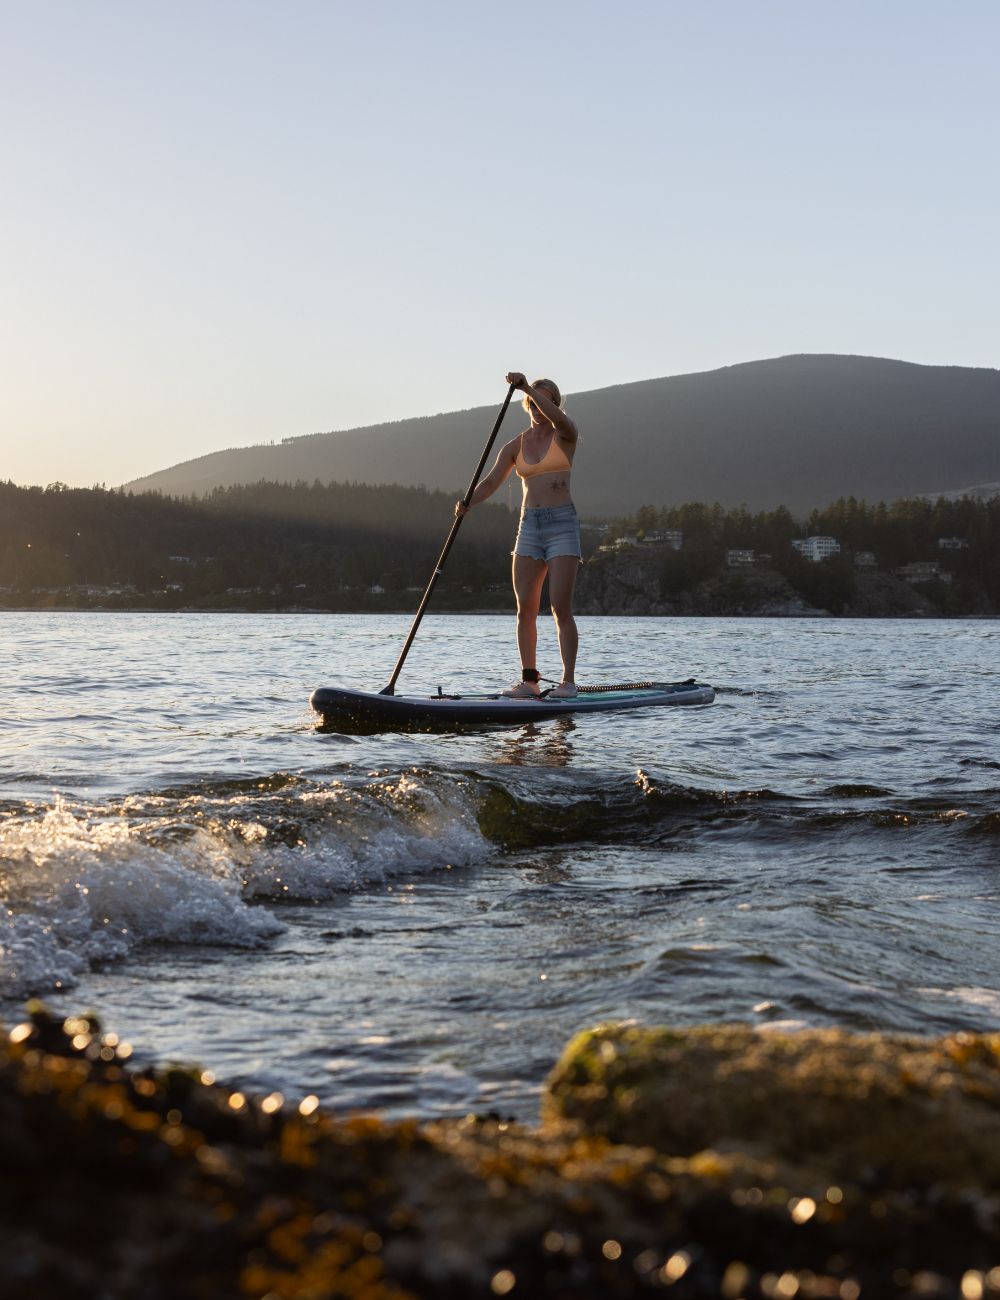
left=2, top=0, right=997, bottom=488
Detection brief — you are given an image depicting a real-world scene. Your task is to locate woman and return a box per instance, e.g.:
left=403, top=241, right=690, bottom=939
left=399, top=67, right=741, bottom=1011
left=455, top=371, right=581, bottom=698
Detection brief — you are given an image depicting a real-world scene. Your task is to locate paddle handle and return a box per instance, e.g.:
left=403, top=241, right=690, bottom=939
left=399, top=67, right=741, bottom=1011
left=381, top=382, right=517, bottom=695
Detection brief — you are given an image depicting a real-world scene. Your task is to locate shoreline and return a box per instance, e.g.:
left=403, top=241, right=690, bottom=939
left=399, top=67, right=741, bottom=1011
left=5, top=1006, right=999, bottom=1298
left=2, top=605, right=999, bottom=620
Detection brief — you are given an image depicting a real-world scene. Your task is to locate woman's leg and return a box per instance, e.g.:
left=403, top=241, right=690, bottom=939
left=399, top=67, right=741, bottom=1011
left=547, top=554, right=580, bottom=682
left=512, top=555, right=547, bottom=671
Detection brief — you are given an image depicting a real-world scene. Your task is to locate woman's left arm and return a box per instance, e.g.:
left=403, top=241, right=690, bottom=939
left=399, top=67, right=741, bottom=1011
left=506, top=372, right=578, bottom=444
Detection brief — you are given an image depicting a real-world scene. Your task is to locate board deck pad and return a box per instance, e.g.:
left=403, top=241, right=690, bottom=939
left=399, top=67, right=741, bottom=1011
left=310, top=680, right=715, bottom=730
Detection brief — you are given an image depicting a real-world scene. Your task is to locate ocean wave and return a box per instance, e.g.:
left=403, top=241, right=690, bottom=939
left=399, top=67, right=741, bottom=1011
left=471, top=767, right=997, bottom=849
left=0, top=801, right=283, bottom=1000
left=918, top=985, right=1000, bottom=1018
left=2, top=763, right=993, bottom=1001
left=965, top=810, right=1000, bottom=835
left=0, top=773, right=490, bottom=999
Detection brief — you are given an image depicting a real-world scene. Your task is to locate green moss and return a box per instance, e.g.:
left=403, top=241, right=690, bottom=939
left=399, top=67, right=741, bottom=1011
left=545, top=1022, right=1000, bottom=1188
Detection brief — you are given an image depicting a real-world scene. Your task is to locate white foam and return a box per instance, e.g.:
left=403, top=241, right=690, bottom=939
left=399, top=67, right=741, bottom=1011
left=755, top=1018, right=811, bottom=1034
left=919, top=985, right=1000, bottom=1019
left=0, top=800, right=282, bottom=999
left=0, top=776, right=491, bottom=998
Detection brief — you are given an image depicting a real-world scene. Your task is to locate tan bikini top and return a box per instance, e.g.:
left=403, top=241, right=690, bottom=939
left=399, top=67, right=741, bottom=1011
left=515, top=432, right=572, bottom=480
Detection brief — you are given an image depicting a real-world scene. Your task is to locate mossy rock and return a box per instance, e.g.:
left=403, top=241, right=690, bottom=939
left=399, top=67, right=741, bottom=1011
left=5, top=1008, right=1000, bottom=1296
left=543, top=1023, right=1000, bottom=1188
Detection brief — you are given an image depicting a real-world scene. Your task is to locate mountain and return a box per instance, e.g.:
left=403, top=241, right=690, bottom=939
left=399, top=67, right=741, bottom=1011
left=124, top=355, right=1000, bottom=515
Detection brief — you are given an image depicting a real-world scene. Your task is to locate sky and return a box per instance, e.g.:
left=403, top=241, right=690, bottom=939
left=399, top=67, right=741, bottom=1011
left=1, top=0, right=997, bottom=488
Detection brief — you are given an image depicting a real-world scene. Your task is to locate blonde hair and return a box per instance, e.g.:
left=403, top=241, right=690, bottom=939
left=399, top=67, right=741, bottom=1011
left=522, top=377, right=563, bottom=413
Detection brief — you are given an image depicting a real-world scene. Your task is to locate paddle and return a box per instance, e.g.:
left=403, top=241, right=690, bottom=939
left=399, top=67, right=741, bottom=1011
left=380, top=382, right=517, bottom=695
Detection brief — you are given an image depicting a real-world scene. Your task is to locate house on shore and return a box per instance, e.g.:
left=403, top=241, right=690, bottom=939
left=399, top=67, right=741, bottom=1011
left=896, top=561, right=953, bottom=585
left=640, top=529, right=683, bottom=550
left=791, top=536, right=841, bottom=562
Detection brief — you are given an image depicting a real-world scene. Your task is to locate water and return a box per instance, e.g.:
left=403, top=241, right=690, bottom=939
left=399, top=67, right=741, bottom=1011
left=1, top=612, right=998, bottom=1119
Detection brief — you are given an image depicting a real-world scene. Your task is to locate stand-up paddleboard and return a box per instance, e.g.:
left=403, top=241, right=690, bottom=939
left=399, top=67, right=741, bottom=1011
left=310, top=680, right=714, bottom=730
left=310, top=385, right=714, bottom=732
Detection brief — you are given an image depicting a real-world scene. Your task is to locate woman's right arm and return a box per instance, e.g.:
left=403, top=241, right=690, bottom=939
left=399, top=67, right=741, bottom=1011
left=455, top=437, right=518, bottom=515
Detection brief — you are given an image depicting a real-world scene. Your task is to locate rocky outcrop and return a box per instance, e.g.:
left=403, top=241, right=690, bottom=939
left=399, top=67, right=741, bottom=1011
left=577, top=550, right=826, bottom=616
left=576, top=545, right=674, bottom=615
left=4, top=1007, right=1000, bottom=1299
left=844, top=572, right=937, bottom=617
left=575, top=547, right=988, bottom=617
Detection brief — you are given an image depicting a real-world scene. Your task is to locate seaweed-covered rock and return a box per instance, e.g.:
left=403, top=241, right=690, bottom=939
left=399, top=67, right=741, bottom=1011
left=2, top=1007, right=1000, bottom=1299
left=544, top=1022, right=1000, bottom=1187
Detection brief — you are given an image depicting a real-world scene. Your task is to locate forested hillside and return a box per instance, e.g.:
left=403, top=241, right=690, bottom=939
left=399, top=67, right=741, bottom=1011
left=0, top=480, right=517, bottom=608
left=124, top=354, right=1000, bottom=515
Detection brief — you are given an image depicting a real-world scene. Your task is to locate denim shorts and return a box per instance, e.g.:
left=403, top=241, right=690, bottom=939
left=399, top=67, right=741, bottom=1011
left=513, top=504, right=582, bottom=561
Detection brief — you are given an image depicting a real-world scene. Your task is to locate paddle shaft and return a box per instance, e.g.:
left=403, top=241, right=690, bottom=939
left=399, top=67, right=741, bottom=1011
left=381, top=383, right=517, bottom=694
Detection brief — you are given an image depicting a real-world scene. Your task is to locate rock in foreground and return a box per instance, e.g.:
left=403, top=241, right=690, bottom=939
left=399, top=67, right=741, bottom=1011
left=1, top=1008, right=999, bottom=1299
left=545, top=1022, right=1000, bottom=1187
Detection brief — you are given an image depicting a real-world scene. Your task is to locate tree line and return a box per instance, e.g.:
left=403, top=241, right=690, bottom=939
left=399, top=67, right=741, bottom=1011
left=609, top=496, right=1000, bottom=613
left=0, top=480, right=517, bottom=608
left=1, top=480, right=998, bottom=613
